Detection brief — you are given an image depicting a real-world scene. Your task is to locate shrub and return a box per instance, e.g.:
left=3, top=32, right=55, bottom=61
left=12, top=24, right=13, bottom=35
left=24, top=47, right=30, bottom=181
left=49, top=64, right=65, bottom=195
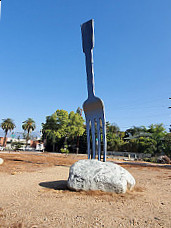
left=60, top=147, right=69, bottom=154
left=143, top=157, right=158, bottom=163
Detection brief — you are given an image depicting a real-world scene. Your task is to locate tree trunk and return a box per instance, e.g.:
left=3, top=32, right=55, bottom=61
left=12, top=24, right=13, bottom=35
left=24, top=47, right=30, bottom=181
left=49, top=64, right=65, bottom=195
left=53, top=143, right=55, bottom=152
left=76, top=135, right=79, bottom=155
left=25, top=130, right=30, bottom=150
left=3, top=130, right=8, bottom=147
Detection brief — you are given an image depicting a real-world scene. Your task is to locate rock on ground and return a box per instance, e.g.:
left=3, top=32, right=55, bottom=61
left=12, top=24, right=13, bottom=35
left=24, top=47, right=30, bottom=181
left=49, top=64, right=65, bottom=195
left=0, top=158, right=4, bottom=165
left=67, top=159, right=135, bottom=193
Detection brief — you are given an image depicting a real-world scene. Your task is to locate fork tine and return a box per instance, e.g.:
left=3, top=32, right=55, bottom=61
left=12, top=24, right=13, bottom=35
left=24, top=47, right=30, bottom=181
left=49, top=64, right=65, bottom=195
left=101, top=117, right=107, bottom=162
left=86, top=119, right=91, bottom=159
left=96, top=118, right=101, bottom=161
left=91, top=119, right=96, bottom=159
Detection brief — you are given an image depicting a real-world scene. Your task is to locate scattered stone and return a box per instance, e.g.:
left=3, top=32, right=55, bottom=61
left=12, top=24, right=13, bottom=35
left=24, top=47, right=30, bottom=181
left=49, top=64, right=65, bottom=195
left=67, top=160, right=135, bottom=193
left=154, top=217, right=160, bottom=220
left=157, top=156, right=170, bottom=164
left=0, top=158, right=4, bottom=165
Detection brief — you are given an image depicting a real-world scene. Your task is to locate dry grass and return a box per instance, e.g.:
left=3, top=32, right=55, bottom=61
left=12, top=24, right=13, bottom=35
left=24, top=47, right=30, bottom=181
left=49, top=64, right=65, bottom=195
left=0, top=152, right=171, bottom=228
left=0, top=152, right=87, bottom=174
left=0, top=152, right=170, bottom=174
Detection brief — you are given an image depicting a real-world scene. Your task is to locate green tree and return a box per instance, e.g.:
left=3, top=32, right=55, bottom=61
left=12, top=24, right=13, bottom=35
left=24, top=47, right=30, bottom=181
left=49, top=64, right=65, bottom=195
left=76, top=107, right=83, bottom=154
left=126, top=138, right=139, bottom=153
left=0, top=118, right=16, bottom=147
left=125, top=126, right=147, bottom=137
left=68, top=111, right=85, bottom=154
left=22, top=118, right=36, bottom=149
left=106, top=122, right=124, bottom=151
left=106, top=122, right=120, bottom=134
left=107, top=132, right=122, bottom=151
left=121, top=136, right=156, bottom=154
left=138, top=137, right=157, bottom=154
left=42, top=114, right=58, bottom=151
left=42, top=109, right=85, bottom=153
left=163, top=133, right=171, bottom=158
left=123, top=124, right=167, bottom=155
left=42, top=110, right=69, bottom=152
left=79, top=130, right=87, bottom=154
left=148, top=124, right=167, bottom=154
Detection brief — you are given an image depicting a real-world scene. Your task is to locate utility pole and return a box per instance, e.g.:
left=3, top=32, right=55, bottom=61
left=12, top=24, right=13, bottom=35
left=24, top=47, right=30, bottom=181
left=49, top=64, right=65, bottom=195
left=169, top=98, right=171, bottom=132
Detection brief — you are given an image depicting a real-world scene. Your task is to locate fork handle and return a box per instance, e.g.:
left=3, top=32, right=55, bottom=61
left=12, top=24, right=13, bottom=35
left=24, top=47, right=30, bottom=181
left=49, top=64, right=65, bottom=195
left=85, top=50, right=95, bottom=98
left=81, top=19, right=95, bottom=98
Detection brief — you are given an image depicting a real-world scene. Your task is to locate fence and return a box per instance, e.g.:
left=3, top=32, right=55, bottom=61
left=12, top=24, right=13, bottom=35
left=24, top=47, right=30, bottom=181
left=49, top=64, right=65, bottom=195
left=107, top=151, right=152, bottom=159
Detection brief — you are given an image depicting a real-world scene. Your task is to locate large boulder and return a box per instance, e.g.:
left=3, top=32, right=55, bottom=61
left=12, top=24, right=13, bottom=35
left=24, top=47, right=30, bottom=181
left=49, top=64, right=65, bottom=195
left=67, top=159, right=135, bottom=193
left=0, top=158, right=4, bottom=165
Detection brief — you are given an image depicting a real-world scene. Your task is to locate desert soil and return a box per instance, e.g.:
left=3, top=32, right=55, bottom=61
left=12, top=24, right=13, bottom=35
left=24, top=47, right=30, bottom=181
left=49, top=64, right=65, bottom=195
left=0, top=152, right=171, bottom=228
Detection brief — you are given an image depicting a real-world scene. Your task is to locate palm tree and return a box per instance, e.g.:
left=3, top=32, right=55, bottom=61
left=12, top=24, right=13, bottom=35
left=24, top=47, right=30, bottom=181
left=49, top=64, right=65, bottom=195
left=0, top=118, right=16, bottom=147
left=22, top=118, right=36, bottom=149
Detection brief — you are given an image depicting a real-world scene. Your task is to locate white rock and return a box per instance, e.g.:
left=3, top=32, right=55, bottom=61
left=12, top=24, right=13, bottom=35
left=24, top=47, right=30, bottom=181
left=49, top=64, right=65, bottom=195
left=67, top=159, right=135, bottom=193
left=0, top=158, right=4, bottom=165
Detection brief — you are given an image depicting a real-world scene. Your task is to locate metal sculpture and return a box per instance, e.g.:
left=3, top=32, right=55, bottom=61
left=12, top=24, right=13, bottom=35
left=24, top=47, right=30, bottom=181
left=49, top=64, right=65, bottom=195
left=81, top=19, right=107, bottom=162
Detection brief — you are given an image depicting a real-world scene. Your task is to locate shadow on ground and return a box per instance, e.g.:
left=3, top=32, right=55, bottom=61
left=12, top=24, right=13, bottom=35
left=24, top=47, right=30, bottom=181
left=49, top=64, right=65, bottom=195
left=39, top=180, right=68, bottom=190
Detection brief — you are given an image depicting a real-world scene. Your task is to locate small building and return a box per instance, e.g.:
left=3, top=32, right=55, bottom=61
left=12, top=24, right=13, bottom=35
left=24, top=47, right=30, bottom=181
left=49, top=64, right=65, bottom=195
left=0, top=137, right=6, bottom=147
left=0, top=137, right=44, bottom=151
left=30, top=139, right=45, bottom=152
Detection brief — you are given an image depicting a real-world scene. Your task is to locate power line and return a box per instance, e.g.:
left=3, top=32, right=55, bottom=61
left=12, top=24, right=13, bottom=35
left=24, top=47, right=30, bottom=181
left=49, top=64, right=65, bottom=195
left=169, top=98, right=171, bottom=109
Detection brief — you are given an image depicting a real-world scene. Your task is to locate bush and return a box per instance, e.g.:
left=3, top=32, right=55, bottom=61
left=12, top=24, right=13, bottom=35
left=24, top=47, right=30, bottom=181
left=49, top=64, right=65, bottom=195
left=60, top=147, right=69, bottom=154
left=143, top=157, right=158, bottom=163
left=11, top=142, right=23, bottom=151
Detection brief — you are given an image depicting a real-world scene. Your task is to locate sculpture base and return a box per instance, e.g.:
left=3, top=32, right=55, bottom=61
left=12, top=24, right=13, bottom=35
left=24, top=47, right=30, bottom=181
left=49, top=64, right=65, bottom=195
left=67, top=159, right=135, bottom=193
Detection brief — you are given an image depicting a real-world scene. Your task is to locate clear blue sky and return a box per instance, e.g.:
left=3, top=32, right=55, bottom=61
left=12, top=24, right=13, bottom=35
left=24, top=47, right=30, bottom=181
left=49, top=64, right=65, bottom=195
left=0, top=0, right=171, bottom=133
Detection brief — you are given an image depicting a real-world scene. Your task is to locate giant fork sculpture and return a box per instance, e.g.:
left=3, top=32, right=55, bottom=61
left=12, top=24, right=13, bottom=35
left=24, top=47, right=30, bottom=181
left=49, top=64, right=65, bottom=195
left=81, top=19, right=107, bottom=162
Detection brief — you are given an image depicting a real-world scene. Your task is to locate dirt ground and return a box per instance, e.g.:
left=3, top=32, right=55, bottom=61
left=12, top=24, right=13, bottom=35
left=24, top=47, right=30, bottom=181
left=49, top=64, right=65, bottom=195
left=0, top=152, right=171, bottom=228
